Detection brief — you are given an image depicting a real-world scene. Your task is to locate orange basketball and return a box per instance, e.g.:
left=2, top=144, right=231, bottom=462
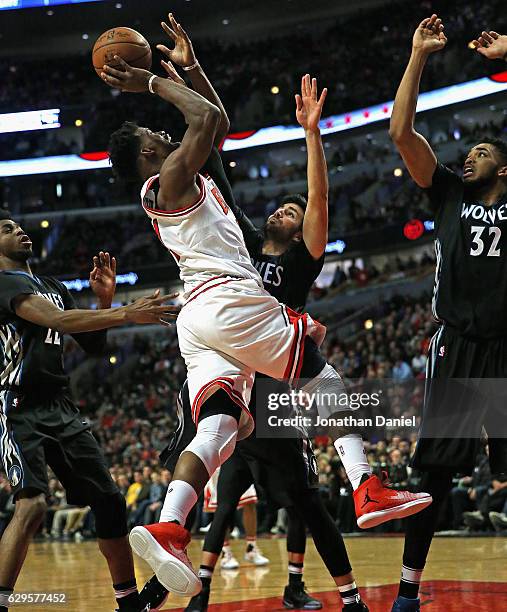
left=92, top=27, right=152, bottom=78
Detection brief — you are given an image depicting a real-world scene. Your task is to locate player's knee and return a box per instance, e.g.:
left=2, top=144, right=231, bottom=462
left=15, top=494, right=47, bottom=529
left=185, top=410, right=239, bottom=477
left=90, top=492, right=128, bottom=539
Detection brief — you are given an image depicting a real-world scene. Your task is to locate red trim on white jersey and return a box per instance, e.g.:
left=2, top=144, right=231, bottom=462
left=185, top=275, right=241, bottom=305
left=142, top=174, right=206, bottom=218
left=191, top=376, right=249, bottom=424
left=283, top=307, right=308, bottom=383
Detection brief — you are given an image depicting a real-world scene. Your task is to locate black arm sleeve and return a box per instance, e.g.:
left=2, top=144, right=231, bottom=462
left=58, top=282, right=108, bottom=356
left=0, top=272, right=37, bottom=321
left=425, top=162, right=462, bottom=214
left=201, top=148, right=264, bottom=253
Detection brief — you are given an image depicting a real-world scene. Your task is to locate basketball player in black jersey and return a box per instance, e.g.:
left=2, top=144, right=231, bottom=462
left=389, top=16, right=507, bottom=612
left=0, top=214, right=179, bottom=612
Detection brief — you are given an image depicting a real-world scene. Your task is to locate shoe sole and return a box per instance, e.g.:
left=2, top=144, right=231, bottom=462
left=129, top=527, right=201, bottom=597
left=245, top=557, right=270, bottom=566
left=357, top=495, right=433, bottom=529
left=282, top=598, right=323, bottom=610
left=220, top=563, right=240, bottom=570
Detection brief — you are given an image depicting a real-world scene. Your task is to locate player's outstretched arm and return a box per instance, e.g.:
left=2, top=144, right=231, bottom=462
left=471, top=30, right=507, bottom=61
left=13, top=290, right=179, bottom=334
left=102, top=57, right=220, bottom=210
left=157, top=12, right=230, bottom=146
left=389, top=15, right=447, bottom=188
left=296, top=74, right=328, bottom=260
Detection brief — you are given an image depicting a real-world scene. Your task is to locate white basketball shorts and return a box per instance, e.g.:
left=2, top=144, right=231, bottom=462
left=176, top=276, right=326, bottom=441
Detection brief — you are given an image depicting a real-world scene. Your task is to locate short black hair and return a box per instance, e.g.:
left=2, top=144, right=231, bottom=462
left=481, top=137, right=507, bottom=165
left=280, top=193, right=307, bottom=213
left=108, top=121, right=142, bottom=184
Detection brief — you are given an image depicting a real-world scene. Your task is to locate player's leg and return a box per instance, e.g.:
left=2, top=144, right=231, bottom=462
left=0, top=491, right=47, bottom=611
left=185, top=452, right=255, bottom=612
left=0, top=397, right=51, bottom=612
left=46, top=400, right=145, bottom=612
left=294, top=488, right=368, bottom=611
left=297, top=336, right=432, bottom=528
left=242, top=501, right=269, bottom=565
left=283, top=508, right=323, bottom=610
left=130, top=388, right=244, bottom=597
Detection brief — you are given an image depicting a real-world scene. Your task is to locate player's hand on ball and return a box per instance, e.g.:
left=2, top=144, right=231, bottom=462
left=413, top=14, right=447, bottom=55
left=90, top=251, right=117, bottom=305
left=157, top=12, right=197, bottom=69
left=101, top=56, right=153, bottom=93
left=295, top=74, right=327, bottom=133
left=470, top=31, right=507, bottom=60
left=124, top=290, right=181, bottom=326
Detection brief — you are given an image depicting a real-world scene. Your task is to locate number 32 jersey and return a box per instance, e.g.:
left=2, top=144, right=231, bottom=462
left=141, top=173, right=262, bottom=299
left=428, top=162, right=507, bottom=338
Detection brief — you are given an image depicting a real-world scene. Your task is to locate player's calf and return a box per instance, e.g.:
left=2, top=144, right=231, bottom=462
left=130, top=390, right=242, bottom=596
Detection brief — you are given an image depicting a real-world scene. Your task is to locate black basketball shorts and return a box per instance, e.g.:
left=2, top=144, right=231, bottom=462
left=412, top=325, right=507, bottom=474
left=0, top=389, right=118, bottom=503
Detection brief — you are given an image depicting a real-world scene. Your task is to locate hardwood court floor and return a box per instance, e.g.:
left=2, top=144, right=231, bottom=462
left=14, top=535, right=507, bottom=611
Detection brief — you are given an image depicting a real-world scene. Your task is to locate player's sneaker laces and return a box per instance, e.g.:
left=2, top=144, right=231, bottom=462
left=244, top=543, right=269, bottom=566
left=283, top=582, right=323, bottom=609
left=354, top=473, right=432, bottom=529
left=184, top=584, right=210, bottom=612
left=220, top=547, right=240, bottom=569
left=391, top=596, right=420, bottom=611
left=129, top=523, right=201, bottom=597
left=139, top=575, right=169, bottom=611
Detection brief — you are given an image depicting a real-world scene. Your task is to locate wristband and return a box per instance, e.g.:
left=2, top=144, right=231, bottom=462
left=182, top=61, right=200, bottom=72
left=148, top=75, right=157, bottom=94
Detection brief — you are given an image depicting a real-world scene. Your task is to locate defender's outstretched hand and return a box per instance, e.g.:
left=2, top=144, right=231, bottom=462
left=295, top=74, right=327, bottom=133
left=157, top=12, right=197, bottom=69
left=101, top=56, right=153, bottom=93
left=90, top=251, right=116, bottom=305
left=413, top=14, right=447, bottom=55
left=471, top=31, right=507, bottom=60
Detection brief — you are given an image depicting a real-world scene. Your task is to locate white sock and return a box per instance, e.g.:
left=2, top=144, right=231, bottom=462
left=334, top=434, right=372, bottom=490
left=159, top=479, right=198, bottom=524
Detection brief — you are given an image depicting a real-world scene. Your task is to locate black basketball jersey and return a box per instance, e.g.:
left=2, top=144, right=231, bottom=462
left=428, top=163, right=507, bottom=339
left=202, top=149, right=324, bottom=312
left=0, top=271, right=106, bottom=396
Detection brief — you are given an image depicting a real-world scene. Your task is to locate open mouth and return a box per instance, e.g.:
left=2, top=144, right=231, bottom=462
left=19, top=236, right=32, bottom=245
left=463, top=166, right=474, bottom=178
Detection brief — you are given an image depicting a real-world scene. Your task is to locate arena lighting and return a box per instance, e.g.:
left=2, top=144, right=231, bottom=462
left=62, top=271, right=138, bottom=292
left=0, top=108, right=60, bottom=135
left=222, top=70, right=507, bottom=151
left=0, top=0, right=103, bottom=10
left=2, top=71, right=507, bottom=176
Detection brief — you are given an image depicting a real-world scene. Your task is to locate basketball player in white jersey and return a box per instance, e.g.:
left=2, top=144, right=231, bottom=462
left=104, top=41, right=432, bottom=598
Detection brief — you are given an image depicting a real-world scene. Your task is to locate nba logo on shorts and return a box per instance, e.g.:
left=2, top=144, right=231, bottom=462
left=8, top=465, right=22, bottom=487
left=439, top=345, right=445, bottom=357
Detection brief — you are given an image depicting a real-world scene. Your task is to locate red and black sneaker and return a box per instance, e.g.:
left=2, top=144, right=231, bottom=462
left=354, top=473, right=432, bottom=529
left=129, top=523, right=201, bottom=597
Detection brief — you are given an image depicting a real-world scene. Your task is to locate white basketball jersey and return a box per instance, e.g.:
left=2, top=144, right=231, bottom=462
left=141, top=172, right=262, bottom=298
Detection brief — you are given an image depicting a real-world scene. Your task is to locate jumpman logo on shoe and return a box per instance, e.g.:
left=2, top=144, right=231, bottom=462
left=361, top=488, right=379, bottom=508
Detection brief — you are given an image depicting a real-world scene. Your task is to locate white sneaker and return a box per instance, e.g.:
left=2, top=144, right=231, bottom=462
left=230, top=526, right=241, bottom=539
left=244, top=545, right=269, bottom=566
left=199, top=523, right=211, bottom=533
left=220, top=548, right=239, bottom=570
left=74, top=531, right=84, bottom=542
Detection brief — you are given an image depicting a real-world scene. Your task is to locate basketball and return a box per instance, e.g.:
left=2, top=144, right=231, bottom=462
left=92, top=27, right=152, bottom=78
